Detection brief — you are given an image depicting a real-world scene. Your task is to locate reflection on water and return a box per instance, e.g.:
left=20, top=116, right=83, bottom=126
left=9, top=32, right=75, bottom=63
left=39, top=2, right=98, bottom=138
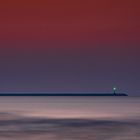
left=0, top=113, right=140, bottom=140
left=0, top=96, right=139, bottom=140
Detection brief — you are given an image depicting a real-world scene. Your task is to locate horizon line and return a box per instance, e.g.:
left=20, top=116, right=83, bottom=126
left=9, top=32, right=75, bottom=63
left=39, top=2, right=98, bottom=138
left=0, top=92, right=128, bottom=96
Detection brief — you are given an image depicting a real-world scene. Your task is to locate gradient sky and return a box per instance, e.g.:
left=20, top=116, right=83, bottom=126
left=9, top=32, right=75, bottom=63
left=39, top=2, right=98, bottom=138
left=0, top=0, right=140, bottom=95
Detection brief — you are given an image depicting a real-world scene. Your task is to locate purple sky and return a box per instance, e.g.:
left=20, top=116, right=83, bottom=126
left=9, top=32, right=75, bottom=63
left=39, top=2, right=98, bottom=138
left=0, top=0, right=140, bottom=95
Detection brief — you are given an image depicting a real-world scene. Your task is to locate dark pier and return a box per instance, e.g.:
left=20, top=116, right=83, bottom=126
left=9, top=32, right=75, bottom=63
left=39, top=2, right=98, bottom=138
left=0, top=93, right=128, bottom=96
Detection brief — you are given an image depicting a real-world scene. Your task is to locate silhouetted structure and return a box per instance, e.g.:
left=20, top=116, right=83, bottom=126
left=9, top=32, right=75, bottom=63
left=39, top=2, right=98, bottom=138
left=0, top=93, right=128, bottom=96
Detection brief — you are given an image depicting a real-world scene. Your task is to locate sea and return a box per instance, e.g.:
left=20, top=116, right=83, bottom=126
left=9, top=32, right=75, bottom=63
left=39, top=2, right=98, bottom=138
left=0, top=96, right=139, bottom=140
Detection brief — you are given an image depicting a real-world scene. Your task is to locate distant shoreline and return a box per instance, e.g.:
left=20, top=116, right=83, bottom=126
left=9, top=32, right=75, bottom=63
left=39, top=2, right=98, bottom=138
left=0, top=93, right=128, bottom=96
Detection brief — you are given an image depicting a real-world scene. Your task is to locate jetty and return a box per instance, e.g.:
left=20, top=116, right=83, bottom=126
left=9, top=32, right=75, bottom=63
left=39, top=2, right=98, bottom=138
left=0, top=93, right=128, bottom=96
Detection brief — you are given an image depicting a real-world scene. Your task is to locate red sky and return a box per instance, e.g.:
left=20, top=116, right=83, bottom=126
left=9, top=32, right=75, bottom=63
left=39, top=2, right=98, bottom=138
left=0, top=0, right=140, bottom=94
left=0, top=0, right=139, bottom=43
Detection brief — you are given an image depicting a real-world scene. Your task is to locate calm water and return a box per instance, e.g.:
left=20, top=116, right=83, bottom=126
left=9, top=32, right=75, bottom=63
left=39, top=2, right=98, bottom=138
left=0, top=96, right=140, bottom=140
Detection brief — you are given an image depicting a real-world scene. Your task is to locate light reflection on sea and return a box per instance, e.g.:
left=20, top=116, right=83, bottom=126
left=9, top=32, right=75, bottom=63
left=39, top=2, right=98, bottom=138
left=0, top=96, right=139, bottom=140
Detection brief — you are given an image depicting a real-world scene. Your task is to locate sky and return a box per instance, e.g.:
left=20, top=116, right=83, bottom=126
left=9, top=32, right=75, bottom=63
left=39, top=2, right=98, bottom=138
left=0, top=0, right=140, bottom=95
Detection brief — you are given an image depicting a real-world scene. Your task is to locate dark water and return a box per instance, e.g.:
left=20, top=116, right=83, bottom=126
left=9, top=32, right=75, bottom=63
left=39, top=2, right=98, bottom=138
left=0, top=96, right=140, bottom=140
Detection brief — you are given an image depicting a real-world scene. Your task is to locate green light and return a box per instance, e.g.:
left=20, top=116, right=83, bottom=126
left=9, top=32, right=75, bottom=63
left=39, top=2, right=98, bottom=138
left=113, top=86, right=117, bottom=94
left=113, top=87, right=116, bottom=90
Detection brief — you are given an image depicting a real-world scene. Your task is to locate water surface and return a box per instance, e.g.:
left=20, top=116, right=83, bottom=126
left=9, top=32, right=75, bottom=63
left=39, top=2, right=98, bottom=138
left=0, top=96, right=139, bottom=140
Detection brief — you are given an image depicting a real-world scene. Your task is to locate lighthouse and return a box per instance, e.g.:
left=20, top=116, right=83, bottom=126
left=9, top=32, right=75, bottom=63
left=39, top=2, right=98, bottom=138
left=113, top=86, right=117, bottom=95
